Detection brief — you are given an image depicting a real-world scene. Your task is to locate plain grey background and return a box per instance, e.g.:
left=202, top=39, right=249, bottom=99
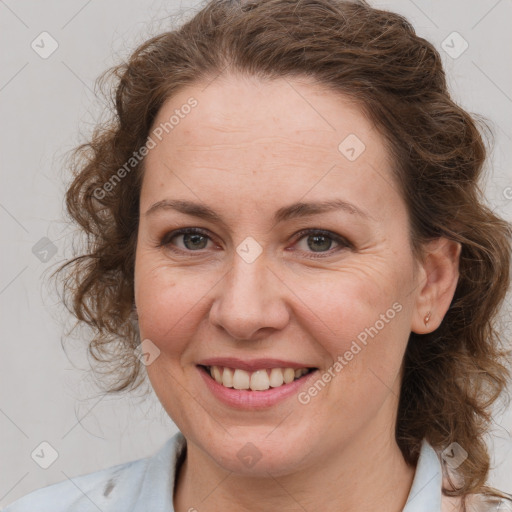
left=1, top=0, right=511, bottom=507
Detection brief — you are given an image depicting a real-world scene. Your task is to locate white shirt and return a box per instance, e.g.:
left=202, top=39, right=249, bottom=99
left=3, top=431, right=511, bottom=511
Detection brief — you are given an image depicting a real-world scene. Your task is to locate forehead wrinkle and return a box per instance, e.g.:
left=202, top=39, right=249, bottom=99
left=170, top=136, right=337, bottom=154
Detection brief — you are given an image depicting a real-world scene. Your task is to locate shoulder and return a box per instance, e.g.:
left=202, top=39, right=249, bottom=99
left=1, top=457, right=150, bottom=512
left=2, top=432, right=186, bottom=512
left=417, top=439, right=512, bottom=512
left=465, top=491, right=512, bottom=512
left=441, top=489, right=512, bottom=512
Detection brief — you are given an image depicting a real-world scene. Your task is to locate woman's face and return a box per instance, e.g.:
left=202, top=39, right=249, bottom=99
left=134, top=75, right=430, bottom=475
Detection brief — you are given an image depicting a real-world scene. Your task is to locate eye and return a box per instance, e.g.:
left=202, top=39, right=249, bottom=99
left=158, top=227, right=352, bottom=258
left=159, top=228, right=216, bottom=252
left=291, top=229, right=352, bottom=258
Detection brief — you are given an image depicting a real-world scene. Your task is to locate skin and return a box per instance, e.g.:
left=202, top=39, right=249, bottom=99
left=134, top=74, right=461, bottom=512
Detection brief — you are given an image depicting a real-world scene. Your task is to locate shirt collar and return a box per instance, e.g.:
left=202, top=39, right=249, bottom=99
left=132, top=430, right=186, bottom=512
left=403, top=439, right=443, bottom=512
left=132, top=432, right=442, bottom=512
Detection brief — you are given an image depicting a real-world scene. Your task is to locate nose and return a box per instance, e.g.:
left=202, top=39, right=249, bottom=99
left=208, top=252, right=290, bottom=341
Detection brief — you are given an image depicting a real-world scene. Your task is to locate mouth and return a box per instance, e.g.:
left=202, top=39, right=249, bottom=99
left=198, top=364, right=317, bottom=392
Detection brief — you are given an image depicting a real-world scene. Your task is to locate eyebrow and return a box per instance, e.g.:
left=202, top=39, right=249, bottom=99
left=145, top=198, right=373, bottom=223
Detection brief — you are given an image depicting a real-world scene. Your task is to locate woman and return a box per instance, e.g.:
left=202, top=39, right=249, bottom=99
left=4, top=0, right=512, bottom=510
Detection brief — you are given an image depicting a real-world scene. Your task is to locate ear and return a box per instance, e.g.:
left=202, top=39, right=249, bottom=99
left=411, top=237, right=461, bottom=334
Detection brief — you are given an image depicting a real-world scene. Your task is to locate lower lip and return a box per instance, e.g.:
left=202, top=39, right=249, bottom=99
left=197, top=366, right=319, bottom=410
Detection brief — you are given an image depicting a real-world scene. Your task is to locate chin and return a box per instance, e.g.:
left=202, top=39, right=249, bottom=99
left=199, top=429, right=315, bottom=476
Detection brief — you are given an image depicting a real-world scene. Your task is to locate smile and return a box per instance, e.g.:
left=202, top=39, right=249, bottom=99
left=202, top=365, right=315, bottom=391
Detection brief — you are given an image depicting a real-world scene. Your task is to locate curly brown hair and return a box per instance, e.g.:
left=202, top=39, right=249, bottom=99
left=56, top=0, right=512, bottom=506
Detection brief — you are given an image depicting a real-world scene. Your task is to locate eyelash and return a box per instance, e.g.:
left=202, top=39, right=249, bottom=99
left=157, top=227, right=352, bottom=259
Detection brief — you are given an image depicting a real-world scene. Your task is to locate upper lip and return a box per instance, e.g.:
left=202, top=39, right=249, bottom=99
left=197, top=357, right=316, bottom=372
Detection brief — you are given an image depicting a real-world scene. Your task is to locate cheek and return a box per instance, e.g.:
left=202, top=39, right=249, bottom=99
left=300, top=271, right=413, bottom=420
left=134, top=254, right=216, bottom=354
left=290, top=269, right=411, bottom=439
left=301, top=264, right=409, bottom=355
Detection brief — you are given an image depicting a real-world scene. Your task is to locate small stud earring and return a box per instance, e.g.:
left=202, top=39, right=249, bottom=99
left=424, top=311, right=431, bottom=326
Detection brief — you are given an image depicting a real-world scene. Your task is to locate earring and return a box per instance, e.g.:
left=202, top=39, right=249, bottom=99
left=424, top=311, right=431, bottom=326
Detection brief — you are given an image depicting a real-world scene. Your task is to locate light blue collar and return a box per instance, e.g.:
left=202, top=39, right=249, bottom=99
left=402, top=439, right=442, bottom=512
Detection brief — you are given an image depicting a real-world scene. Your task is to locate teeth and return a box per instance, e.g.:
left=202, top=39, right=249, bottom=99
left=222, top=367, right=234, bottom=388
left=250, top=369, right=270, bottom=391
left=212, top=366, right=223, bottom=384
left=207, top=366, right=311, bottom=391
left=233, top=368, right=250, bottom=389
left=283, top=368, right=295, bottom=384
left=269, top=368, right=284, bottom=387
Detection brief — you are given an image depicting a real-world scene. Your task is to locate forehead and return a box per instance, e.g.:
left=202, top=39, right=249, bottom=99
left=151, top=74, right=381, bottom=157
left=142, top=75, right=403, bottom=221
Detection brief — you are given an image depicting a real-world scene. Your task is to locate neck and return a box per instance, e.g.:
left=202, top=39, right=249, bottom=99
left=173, top=426, right=416, bottom=512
